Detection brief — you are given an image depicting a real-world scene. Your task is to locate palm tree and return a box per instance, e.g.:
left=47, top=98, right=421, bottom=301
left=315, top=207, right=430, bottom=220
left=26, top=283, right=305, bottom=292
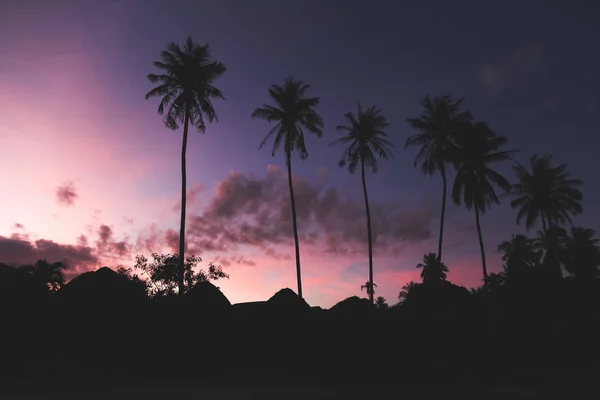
left=405, top=94, right=472, bottom=261
left=361, top=281, right=377, bottom=299
left=21, top=259, right=67, bottom=292
left=398, top=281, right=417, bottom=304
left=535, top=225, right=569, bottom=280
left=452, top=122, right=515, bottom=280
left=252, top=77, right=324, bottom=298
left=497, top=234, right=541, bottom=284
left=565, top=227, right=600, bottom=282
left=510, top=154, right=583, bottom=234
left=331, top=104, right=394, bottom=303
left=375, top=296, right=388, bottom=309
left=416, top=253, right=449, bottom=283
left=145, top=37, right=226, bottom=295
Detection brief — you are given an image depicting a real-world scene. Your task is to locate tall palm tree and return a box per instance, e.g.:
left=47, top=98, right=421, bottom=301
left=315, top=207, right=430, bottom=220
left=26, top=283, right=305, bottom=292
left=331, top=104, right=394, bottom=303
left=21, top=259, right=67, bottom=292
left=398, top=281, right=417, bottom=304
left=361, top=281, right=377, bottom=299
left=510, top=154, right=583, bottom=234
left=565, top=227, right=600, bottom=282
left=252, top=77, right=324, bottom=299
left=452, top=122, right=515, bottom=280
left=145, top=37, right=226, bottom=295
left=416, top=252, right=449, bottom=283
left=405, top=94, right=472, bottom=261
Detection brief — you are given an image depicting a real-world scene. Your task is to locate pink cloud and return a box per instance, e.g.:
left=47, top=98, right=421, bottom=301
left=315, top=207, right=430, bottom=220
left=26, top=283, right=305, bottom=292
left=56, top=181, right=78, bottom=206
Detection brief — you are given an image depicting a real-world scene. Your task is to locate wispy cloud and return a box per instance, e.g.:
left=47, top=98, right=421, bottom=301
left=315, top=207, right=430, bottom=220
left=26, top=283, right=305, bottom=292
left=478, top=45, right=544, bottom=95
left=56, top=181, right=78, bottom=206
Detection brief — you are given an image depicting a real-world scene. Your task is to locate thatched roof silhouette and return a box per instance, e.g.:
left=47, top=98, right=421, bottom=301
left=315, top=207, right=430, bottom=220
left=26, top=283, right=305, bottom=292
left=329, top=296, right=376, bottom=318
left=184, top=281, right=232, bottom=312
left=267, top=288, right=310, bottom=311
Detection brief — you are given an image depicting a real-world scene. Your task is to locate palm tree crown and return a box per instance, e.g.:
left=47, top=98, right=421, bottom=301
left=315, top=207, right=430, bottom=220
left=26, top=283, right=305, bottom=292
left=22, top=259, right=67, bottom=292
left=252, top=77, right=324, bottom=160
left=565, top=227, right=600, bottom=281
left=398, top=281, right=417, bottom=303
left=145, top=36, right=226, bottom=131
left=510, top=154, right=583, bottom=231
left=331, top=103, right=394, bottom=173
left=416, top=253, right=448, bottom=283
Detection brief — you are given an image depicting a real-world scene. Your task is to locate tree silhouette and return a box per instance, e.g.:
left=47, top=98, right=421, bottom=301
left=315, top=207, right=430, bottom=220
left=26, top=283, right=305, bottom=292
left=134, top=253, right=228, bottom=298
left=534, top=225, right=568, bottom=280
left=361, top=281, right=377, bottom=299
left=510, top=154, right=583, bottom=234
left=21, top=259, right=67, bottom=292
left=145, top=37, right=226, bottom=295
left=452, top=122, right=515, bottom=280
left=497, top=234, right=541, bottom=285
left=398, top=281, right=417, bottom=304
left=405, top=94, right=472, bottom=261
left=565, top=227, right=600, bottom=282
left=375, top=296, right=388, bottom=309
left=252, top=77, right=324, bottom=299
left=416, top=253, right=448, bottom=283
left=331, top=104, right=394, bottom=303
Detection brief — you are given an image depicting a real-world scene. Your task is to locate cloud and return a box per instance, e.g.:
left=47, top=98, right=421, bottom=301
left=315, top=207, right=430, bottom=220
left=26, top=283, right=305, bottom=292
left=95, top=224, right=130, bottom=258
left=172, top=183, right=205, bottom=212
left=0, top=234, right=98, bottom=275
left=212, top=255, right=256, bottom=267
left=477, top=45, right=544, bottom=95
left=56, top=181, right=78, bottom=206
left=13, top=223, right=25, bottom=229
left=139, top=165, right=435, bottom=260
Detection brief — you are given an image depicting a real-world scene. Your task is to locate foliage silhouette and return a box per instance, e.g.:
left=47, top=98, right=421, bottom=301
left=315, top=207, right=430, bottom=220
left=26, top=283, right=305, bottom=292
left=565, top=227, right=600, bottom=281
left=398, top=281, right=417, bottom=304
left=20, top=259, right=68, bottom=292
left=510, top=154, right=583, bottom=233
left=360, top=280, right=377, bottom=299
left=146, top=37, right=226, bottom=295
left=405, top=94, right=472, bottom=262
left=534, top=225, right=569, bottom=280
left=452, top=122, right=515, bottom=280
left=133, top=253, right=228, bottom=299
left=331, top=104, right=394, bottom=303
left=416, top=253, right=449, bottom=283
left=497, top=234, right=541, bottom=286
left=375, top=296, right=388, bottom=309
left=252, top=77, right=324, bottom=299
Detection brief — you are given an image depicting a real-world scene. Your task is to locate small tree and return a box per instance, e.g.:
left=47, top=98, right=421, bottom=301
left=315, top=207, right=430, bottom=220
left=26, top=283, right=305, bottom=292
left=134, top=253, right=229, bottom=299
left=375, top=296, right=388, bottom=309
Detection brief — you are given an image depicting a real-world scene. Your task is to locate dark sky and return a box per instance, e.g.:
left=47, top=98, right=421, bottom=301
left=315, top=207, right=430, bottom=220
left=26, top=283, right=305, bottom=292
left=1, top=0, right=599, bottom=306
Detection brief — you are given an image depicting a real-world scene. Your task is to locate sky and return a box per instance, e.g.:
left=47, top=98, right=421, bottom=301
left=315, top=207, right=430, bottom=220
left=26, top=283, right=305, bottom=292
left=1, top=0, right=599, bottom=308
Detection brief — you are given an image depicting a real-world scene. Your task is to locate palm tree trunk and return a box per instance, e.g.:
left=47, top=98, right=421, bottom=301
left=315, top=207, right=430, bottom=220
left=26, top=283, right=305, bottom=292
left=361, top=160, right=374, bottom=304
left=437, top=164, right=447, bottom=261
left=474, top=202, right=488, bottom=280
left=178, top=111, right=190, bottom=296
left=541, top=212, right=548, bottom=236
left=286, top=154, right=303, bottom=298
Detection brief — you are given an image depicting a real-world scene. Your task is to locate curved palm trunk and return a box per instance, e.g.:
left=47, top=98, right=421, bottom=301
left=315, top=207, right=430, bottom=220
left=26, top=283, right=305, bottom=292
left=286, top=154, right=303, bottom=298
left=474, top=202, right=488, bottom=280
left=178, top=111, right=190, bottom=295
left=361, top=160, right=374, bottom=304
left=541, top=212, right=548, bottom=236
left=437, top=164, right=447, bottom=261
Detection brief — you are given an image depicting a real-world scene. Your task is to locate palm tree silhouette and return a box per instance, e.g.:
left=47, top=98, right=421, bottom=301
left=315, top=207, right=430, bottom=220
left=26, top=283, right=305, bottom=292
left=565, top=227, right=600, bottom=282
left=145, top=37, right=226, bottom=295
left=398, top=281, right=417, bottom=304
left=252, top=77, right=324, bottom=299
left=510, top=154, right=583, bottom=234
left=331, top=104, right=394, bottom=303
left=375, top=296, right=388, bottom=309
left=361, top=281, right=377, bottom=299
left=497, top=234, right=541, bottom=284
left=405, top=94, right=472, bottom=262
left=21, top=259, right=67, bottom=292
left=416, top=253, right=448, bottom=283
left=452, top=122, right=515, bottom=280
left=535, top=225, right=569, bottom=280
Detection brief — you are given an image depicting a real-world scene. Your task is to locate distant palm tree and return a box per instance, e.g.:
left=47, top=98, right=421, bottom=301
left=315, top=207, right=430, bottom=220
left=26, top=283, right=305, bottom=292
left=375, top=296, right=388, bottom=309
left=252, top=77, right=324, bottom=299
left=398, top=281, right=417, bottom=304
left=331, top=104, right=394, bottom=303
left=405, top=94, right=472, bottom=261
left=416, top=253, right=448, bottom=283
left=484, top=272, right=504, bottom=292
left=145, top=37, right=226, bottom=295
left=565, top=227, right=600, bottom=281
left=21, top=259, right=67, bottom=292
left=535, top=225, right=569, bottom=280
left=452, top=122, right=515, bottom=280
left=361, top=281, right=377, bottom=299
left=510, top=154, right=583, bottom=234
left=497, top=234, right=541, bottom=284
